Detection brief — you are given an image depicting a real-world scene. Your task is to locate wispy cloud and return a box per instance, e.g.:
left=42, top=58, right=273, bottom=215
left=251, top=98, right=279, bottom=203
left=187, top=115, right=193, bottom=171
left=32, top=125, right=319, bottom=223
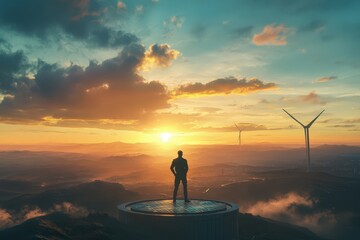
left=135, top=5, right=144, bottom=14
left=329, top=124, right=356, bottom=128
left=253, top=24, right=291, bottom=46
left=173, top=77, right=277, bottom=97
left=0, top=202, right=88, bottom=229
left=163, top=16, right=184, bottom=29
left=314, top=76, right=337, bottom=83
left=300, top=91, right=326, bottom=105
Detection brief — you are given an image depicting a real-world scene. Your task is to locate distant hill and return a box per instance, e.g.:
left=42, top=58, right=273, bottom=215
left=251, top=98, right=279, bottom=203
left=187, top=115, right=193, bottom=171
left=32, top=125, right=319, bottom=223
left=238, top=212, right=326, bottom=240
left=0, top=211, right=325, bottom=240
left=0, top=212, right=146, bottom=240
left=1, top=181, right=140, bottom=216
left=204, top=171, right=360, bottom=239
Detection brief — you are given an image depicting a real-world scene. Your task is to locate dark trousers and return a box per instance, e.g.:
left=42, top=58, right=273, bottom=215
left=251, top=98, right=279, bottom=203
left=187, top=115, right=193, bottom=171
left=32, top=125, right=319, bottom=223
left=173, top=174, right=188, bottom=200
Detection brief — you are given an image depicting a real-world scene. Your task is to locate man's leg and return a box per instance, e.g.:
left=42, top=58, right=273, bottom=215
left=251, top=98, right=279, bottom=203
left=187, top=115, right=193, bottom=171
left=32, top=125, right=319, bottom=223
left=173, top=177, right=180, bottom=202
left=182, top=176, right=190, bottom=202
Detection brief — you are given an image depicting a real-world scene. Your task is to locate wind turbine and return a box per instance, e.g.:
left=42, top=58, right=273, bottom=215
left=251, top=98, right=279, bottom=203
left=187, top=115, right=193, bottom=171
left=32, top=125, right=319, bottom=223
left=234, top=123, right=245, bottom=146
left=282, top=109, right=325, bottom=172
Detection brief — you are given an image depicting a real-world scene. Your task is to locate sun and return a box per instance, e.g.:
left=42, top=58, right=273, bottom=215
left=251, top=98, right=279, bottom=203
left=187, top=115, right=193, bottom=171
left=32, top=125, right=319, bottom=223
left=160, top=132, right=172, bottom=143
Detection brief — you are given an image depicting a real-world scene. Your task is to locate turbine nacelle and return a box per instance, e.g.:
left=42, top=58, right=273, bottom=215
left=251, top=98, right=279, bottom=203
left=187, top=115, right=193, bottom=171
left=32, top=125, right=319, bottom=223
left=282, top=109, right=325, bottom=129
left=234, top=123, right=245, bottom=146
left=282, top=109, right=325, bottom=172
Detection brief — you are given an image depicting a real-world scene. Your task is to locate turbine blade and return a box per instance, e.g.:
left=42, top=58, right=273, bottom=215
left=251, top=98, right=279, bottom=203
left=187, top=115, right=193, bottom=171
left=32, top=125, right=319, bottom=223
left=307, top=110, right=325, bottom=128
left=234, top=123, right=240, bottom=130
left=282, top=109, right=305, bottom=127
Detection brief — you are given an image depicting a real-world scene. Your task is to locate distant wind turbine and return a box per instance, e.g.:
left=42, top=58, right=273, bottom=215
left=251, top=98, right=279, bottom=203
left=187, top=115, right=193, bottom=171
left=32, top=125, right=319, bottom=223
left=282, top=109, right=325, bottom=172
left=234, top=123, right=245, bottom=146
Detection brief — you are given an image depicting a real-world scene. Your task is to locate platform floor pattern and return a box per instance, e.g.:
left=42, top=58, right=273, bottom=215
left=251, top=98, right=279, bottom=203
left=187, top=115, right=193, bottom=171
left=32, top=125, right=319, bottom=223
left=129, top=199, right=227, bottom=215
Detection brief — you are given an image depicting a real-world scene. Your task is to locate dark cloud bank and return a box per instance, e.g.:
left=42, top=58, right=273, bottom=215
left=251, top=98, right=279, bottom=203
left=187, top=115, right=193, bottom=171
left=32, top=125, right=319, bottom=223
left=0, top=0, right=277, bottom=128
left=0, top=0, right=138, bottom=48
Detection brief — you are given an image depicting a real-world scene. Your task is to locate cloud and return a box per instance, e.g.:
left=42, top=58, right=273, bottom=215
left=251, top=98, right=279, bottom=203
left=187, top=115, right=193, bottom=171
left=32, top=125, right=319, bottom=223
left=0, top=47, right=29, bottom=93
left=314, top=76, right=337, bottom=83
left=243, top=192, right=337, bottom=236
left=117, top=1, right=126, bottom=10
left=169, top=16, right=185, bottom=28
left=193, top=107, right=222, bottom=113
left=23, top=207, right=47, bottom=221
left=0, top=209, right=13, bottom=229
left=252, top=24, right=290, bottom=46
left=53, top=202, right=88, bottom=217
left=163, top=16, right=185, bottom=34
left=300, top=91, right=326, bottom=105
left=0, top=0, right=138, bottom=48
left=0, top=43, right=171, bottom=122
left=343, top=118, right=360, bottom=123
left=329, top=124, right=356, bottom=128
left=143, top=44, right=180, bottom=68
left=196, top=123, right=270, bottom=132
left=173, top=77, right=277, bottom=96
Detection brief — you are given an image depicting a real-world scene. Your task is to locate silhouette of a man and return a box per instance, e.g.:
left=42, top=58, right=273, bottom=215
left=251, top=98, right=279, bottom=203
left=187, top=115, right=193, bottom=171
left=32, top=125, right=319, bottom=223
left=170, top=150, right=190, bottom=203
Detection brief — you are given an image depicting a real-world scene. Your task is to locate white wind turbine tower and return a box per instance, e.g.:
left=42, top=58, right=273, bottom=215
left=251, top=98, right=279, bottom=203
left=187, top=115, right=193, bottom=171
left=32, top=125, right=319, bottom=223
left=234, top=123, right=245, bottom=146
left=282, top=109, right=325, bottom=172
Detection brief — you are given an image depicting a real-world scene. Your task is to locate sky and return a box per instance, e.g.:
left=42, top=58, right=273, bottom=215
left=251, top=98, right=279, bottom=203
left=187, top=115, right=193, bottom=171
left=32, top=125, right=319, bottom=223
left=0, top=0, right=359, bottom=145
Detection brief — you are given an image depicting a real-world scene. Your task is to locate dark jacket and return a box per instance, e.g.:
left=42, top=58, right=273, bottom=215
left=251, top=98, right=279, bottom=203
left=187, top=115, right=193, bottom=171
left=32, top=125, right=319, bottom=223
left=170, top=158, right=188, bottom=176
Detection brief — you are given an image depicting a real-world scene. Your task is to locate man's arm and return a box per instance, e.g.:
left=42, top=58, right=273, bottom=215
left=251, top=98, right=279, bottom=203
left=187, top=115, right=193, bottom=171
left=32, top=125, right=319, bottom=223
left=170, top=160, right=176, bottom=176
left=184, top=160, right=188, bottom=174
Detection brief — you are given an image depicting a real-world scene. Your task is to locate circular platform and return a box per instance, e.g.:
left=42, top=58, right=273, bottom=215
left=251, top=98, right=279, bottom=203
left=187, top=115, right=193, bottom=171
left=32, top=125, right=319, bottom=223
left=130, top=199, right=227, bottom=215
left=118, top=199, right=239, bottom=240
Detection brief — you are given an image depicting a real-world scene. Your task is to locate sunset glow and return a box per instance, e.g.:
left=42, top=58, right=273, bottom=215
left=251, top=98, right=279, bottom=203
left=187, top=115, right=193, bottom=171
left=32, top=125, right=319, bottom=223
left=160, top=132, right=172, bottom=143
left=0, top=0, right=359, bottom=147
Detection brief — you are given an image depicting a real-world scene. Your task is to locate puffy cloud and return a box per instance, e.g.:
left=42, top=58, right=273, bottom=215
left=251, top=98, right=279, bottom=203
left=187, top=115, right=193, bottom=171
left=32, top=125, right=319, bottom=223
left=0, top=0, right=138, bottom=48
left=0, top=47, right=29, bottom=93
left=300, top=91, right=326, bottom=105
left=143, top=44, right=180, bottom=68
left=0, top=43, right=170, bottom=122
left=252, top=24, right=290, bottom=46
left=173, top=77, right=277, bottom=96
left=314, top=76, right=337, bottom=83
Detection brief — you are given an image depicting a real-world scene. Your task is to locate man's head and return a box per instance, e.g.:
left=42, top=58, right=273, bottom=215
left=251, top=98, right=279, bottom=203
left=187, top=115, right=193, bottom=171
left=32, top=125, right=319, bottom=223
left=177, top=150, right=183, bottom=157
